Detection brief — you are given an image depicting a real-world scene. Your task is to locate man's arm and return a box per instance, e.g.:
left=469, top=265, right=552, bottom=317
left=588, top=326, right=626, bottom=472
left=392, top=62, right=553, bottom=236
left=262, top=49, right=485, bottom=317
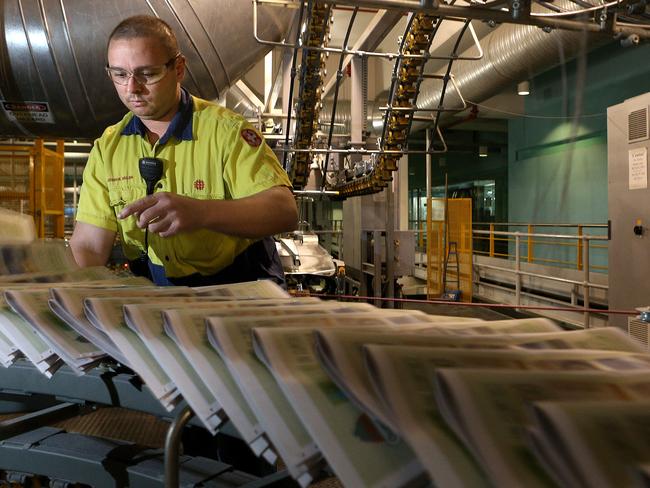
left=69, top=222, right=116, bottom=267
left=118, top=185, right=298, bottom=239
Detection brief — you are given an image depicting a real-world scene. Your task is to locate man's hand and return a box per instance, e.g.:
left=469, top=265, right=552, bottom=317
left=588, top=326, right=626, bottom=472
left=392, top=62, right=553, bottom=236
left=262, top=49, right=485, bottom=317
left=118, top=192, right=200, bottom=238
left=119, top=186, right=297, bottom=239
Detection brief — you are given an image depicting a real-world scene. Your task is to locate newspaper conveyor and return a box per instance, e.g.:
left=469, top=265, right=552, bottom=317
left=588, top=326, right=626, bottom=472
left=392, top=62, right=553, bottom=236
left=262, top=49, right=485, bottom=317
left=0, top=360, right=295, bottom=488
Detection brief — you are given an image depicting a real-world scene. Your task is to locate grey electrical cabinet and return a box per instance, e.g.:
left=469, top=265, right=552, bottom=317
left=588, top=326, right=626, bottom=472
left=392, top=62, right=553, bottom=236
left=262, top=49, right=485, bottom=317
left=608, top=92, right=650, bottom=328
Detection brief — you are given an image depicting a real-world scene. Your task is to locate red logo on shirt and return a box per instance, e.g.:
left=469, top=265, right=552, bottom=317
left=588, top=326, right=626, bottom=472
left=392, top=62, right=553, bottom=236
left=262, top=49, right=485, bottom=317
left=194, top=179, right=205, bottom=190
left=241, top=128, right=262, bottom=147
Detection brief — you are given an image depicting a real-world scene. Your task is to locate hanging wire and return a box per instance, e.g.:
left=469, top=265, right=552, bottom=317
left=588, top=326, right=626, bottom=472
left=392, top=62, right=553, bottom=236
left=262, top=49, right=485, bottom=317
left=428, top=18, right=471, bottom=152
left=465, top=100, right=605, bottom=119
left=321, top=6, right=359, bottom=191
left=281, top=0, right=307, bottom=172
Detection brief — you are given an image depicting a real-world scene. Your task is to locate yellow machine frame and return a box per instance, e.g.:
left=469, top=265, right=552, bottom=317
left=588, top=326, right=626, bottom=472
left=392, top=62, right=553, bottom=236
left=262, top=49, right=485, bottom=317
left=427, top=197, right=473, bottom=302
left=0, top=139, right=65, bottom=238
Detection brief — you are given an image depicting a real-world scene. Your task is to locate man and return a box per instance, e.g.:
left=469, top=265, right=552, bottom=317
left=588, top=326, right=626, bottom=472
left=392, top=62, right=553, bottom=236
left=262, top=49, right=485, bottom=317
left=70, top=15, right=297, bottom=286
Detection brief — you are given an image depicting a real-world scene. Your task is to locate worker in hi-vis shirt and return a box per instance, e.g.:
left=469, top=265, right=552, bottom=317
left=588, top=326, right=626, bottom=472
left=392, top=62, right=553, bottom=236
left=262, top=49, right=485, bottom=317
left=70, top=15, right=297, bottom=287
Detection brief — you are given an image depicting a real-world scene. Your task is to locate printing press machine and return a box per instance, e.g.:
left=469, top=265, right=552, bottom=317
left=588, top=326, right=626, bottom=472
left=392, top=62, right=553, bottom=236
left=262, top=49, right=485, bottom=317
left=276, top=232, right=344, bottom=295
left=0, top=360, right=293, bottom=488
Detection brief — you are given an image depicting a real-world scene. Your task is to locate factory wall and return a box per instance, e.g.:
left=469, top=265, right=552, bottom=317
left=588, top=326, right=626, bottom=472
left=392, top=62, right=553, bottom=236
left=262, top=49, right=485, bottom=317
left=508, top=40, right=650, bottom=269
left=407, top=131, right=509, bottom=223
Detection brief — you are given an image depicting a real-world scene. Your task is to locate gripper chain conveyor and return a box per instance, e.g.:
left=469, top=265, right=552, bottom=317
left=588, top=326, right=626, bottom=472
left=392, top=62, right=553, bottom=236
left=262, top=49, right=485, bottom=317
left=0, top=360, right=289, bottom=487
left=332, top=12, right=441, bottom=198
left=290, top=2, right=333, bottom=189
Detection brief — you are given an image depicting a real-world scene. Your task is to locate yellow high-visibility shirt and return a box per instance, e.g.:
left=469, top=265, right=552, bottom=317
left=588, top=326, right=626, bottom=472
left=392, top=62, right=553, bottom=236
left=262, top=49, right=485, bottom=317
left=76, top=92, right=291, bottom=278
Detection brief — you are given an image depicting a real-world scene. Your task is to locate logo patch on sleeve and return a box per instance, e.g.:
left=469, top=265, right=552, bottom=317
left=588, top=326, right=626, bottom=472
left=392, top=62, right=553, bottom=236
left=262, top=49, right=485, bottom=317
left=241, top=128, right=262, bottom=147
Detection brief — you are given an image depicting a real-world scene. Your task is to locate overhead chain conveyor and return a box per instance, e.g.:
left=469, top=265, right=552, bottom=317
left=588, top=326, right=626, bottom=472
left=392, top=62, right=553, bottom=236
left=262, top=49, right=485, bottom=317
left=332, top=11, right=450, bottom=197
left=289, top=2, right=333, bottom=189
left=256, top=0, right=650, bottom=199
left=255, top=0, right=482, bottom=198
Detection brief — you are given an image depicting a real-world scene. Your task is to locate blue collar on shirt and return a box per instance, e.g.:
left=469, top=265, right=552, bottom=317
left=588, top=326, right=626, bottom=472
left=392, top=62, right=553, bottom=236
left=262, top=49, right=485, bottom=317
left=121, top=87, right=193, bottom=145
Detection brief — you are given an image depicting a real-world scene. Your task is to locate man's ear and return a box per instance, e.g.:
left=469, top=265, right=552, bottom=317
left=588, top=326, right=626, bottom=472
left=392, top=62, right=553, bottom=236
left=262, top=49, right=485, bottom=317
left=176, top=55, right=186, bottom=82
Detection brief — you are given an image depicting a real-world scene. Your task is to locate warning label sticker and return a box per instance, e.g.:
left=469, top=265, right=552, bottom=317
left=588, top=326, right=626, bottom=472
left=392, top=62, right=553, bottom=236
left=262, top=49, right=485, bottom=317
left=1, top=100, right=55, bottom=124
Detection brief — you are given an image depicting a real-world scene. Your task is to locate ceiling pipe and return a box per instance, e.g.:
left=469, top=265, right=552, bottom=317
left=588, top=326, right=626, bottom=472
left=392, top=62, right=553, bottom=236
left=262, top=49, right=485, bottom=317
left=413, top=2, right=608, bottom=131
left=0, top=0, right=293, bottom=139
left=443, top=103, right=479, bottom=129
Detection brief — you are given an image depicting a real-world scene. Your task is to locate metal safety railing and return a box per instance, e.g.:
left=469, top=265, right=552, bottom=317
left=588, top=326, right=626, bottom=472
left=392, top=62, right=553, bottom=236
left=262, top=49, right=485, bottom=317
left=411, top=221, right=609, bottom=272
left=473, top=222, right=609, bottom=272
left=407, top=221, right=610, bottom=327
left=473, top=228, right=609, bottom=328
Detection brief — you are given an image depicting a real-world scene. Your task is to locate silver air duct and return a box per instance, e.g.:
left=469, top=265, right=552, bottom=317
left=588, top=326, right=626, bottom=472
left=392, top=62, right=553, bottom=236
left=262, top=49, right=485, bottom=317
left=0, top=0, right=293, bottom=138
left=318, top=99, right=383, bottom=136
left=415, top=9, right=605, bottom=129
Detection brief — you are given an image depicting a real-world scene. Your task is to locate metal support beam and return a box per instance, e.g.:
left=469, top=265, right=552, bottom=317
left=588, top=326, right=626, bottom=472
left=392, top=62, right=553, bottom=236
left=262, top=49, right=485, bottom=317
left=234, top=81, right=264, bottom=113
left=165, top=404, right=194, bottom=488
left=322, top=9, right=403, bottom=98
left=0, top=402, right=80, bottom=440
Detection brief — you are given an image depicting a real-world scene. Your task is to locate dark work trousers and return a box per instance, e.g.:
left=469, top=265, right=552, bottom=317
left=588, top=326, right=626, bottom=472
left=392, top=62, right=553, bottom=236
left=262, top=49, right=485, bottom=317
left=136, top=236, right=287, bottom=288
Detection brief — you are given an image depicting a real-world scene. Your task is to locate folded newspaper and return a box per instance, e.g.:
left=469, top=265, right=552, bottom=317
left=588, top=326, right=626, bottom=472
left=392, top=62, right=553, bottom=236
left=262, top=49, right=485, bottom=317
left=364, top=344, right=650, bottom=488
left=48, top=286, right=198, bottom=366
left=191, top=279, right=291, bottom=298
left=83, top=294, right=320, bottom=415
left=5, top=288, right=106, bottom=374
left=315, top=323, right=642, bottom=440
left=528, top=399, right=650, bottom=488
left=161, top=298, right=354, bottom=463
left=253, top=324, right=432, bottom=488
left=0, top=208, right=36, bottom=244
left=434, top=369, right=650, bottom=488
left=205, top=310, right=416, bottom=487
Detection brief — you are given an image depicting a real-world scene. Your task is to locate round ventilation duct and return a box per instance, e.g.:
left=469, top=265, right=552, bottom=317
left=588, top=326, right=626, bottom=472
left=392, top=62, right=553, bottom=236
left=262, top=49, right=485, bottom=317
left=0, top=0, right=293, bottom=139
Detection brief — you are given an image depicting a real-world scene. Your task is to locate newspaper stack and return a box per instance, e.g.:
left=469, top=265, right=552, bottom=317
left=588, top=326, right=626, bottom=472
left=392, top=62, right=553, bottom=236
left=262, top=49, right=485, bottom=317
left=359, top=325, right=650, bottom=488
left=5, top=288, right=107, bottom=374
left=49, top=286, right=199, bottom=366
left=5, top=270, right=650, bottom=488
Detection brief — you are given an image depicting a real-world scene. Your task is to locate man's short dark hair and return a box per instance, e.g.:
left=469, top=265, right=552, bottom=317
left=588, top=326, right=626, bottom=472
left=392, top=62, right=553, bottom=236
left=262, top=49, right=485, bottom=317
left=108, top=15, right=179, bottom=58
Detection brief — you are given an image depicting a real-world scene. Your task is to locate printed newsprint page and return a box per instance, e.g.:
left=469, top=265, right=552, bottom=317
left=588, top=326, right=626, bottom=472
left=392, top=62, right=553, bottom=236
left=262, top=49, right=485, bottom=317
left=315, top=324, right=647, bottom=438
left=433, top=317, right=562, bottom=335
left=253, top=325, right=428, bottom=488
left=206, top=310, right=439, bottom=487
left=0, top=240, right=77, bottom=276
left=163, top=306, right=271, bottom=461
left=0, top=279, right=155, bottom=375
left=4, top=289, right=105, bottom=374
left=528, top=399, right=650, bottom=488
left=83, top=295, right=256, bottom=333
left=0, top=266, right=145, bottom=284
left=508, top=326, right=648, bottom=353
left=84, top=297, right=181, bottom=411
left=162, top=298, right=367, bottom=462
left=192, top=279, right=291, bottom=298
left=0, top=327, right=18, bottom=367
left=313, top=327, right=510, bottom=435
left=364, top=345, right=650, bottom=488
left=434, top=369, right=650, bottom=488
left=48, top=286, right=197, bottom=366
left=123, top=299, right=341, bottom=436
left=0, top=286, right=60, bottom=376
left=123, top=303, right=225, bottom=434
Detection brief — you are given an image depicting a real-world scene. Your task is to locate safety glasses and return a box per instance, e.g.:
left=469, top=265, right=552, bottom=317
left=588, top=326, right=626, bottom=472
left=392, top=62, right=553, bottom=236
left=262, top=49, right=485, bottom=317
left=106, top=54, right=180, bottom=86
